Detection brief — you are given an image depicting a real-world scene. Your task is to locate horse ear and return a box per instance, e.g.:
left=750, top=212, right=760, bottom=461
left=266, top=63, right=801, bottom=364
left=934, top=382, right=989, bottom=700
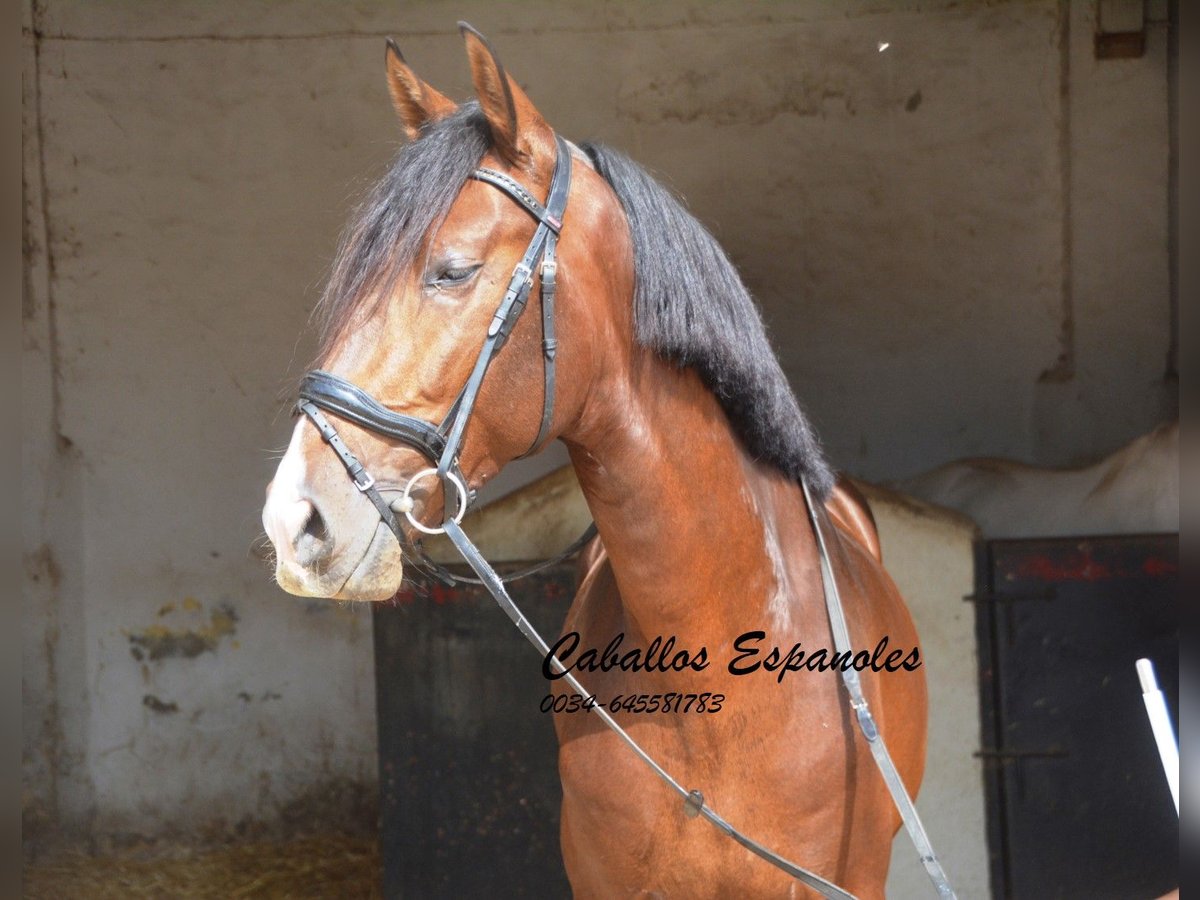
left=458, top=22, right=550, bottom=166
left=385, top=38, right=456, bottom=140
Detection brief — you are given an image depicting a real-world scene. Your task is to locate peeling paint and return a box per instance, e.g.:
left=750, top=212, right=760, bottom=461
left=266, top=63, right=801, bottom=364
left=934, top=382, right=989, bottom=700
left=234, top=690, right=280, bottom=703
left=142, top=695, right=178, bottom=715
left=25, top=544, right=62, bottom=588
left=617, top=66, right=857, bottom=126
left=127, top=603, right=238, bottom=661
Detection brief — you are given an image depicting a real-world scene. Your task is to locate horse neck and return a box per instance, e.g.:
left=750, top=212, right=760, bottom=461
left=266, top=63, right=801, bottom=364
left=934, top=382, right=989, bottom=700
left=564, top=348, right=821, bottom=643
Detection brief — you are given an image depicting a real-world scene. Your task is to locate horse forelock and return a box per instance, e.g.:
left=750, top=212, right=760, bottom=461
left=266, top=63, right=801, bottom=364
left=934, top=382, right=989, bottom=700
left=579, top=142, right=835, bottom=498
left=314, top=103, right=492, bottom=360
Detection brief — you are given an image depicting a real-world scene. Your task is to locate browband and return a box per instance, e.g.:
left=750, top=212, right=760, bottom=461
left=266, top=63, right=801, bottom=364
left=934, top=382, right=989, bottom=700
left=471, top=168, right=563, bottom=232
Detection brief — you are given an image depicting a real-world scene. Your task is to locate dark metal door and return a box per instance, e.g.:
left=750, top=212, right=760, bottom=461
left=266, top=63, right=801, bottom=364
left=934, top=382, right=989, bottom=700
left=374, top=565, right=576, bottom=898
left=975, top=535, right=1179, bottom=899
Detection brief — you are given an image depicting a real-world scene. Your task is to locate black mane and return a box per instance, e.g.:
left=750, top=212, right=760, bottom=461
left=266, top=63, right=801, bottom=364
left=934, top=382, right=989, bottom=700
left=581, top=143, right=834, bottom=497
left=315, top=106, right=833, bottom=497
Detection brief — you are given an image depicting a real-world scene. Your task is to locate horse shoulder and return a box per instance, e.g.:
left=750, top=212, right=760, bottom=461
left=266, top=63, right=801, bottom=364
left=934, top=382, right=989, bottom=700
left=824, top=475, right=883, bottom=562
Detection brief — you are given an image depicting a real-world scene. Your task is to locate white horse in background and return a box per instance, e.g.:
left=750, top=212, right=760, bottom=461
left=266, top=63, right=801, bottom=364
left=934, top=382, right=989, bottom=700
left=896, top=422, right=1179, bottom=539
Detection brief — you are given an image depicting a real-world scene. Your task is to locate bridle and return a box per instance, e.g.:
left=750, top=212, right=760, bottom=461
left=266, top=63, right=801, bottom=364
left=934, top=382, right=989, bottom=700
left=293, top=134, right=956, bottom=900
left=297, top=133, right=594, bottom=586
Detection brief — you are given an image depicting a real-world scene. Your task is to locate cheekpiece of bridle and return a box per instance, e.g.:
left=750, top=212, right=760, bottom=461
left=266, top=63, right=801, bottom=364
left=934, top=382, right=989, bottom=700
left=296, top=133, right=593, bottom=586
left=290, top=132, right=956, bottom=900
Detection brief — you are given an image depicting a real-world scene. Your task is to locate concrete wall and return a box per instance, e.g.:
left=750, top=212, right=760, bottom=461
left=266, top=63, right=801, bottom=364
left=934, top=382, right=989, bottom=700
left=22, top=0, right=1172, bottom=887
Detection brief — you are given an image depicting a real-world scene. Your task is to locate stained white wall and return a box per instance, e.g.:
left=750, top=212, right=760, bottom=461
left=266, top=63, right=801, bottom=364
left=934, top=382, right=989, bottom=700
left=23, top=1, right=1173, bottom=889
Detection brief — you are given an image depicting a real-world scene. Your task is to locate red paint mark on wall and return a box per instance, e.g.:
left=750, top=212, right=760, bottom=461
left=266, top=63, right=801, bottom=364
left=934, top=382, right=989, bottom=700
left=392, top=583, right=494, bottom=605
left=1011, top=549, right=1178, bottom=582
left=1014, top=552, right=1113, bottom=582
left=1142, top=557, right=1178, bottom=577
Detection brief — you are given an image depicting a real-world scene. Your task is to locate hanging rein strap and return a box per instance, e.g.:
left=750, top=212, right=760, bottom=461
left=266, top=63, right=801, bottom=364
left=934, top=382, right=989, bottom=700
left=444, top=479, right=960, bottom=900
left=800, top=480, right=958, bottom=899
left=441, top=515, right=858, bottom=900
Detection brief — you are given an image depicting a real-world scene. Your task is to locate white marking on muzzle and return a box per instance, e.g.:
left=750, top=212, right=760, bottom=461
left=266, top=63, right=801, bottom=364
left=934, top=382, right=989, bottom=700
left=262, top=420, right=312, bottom=555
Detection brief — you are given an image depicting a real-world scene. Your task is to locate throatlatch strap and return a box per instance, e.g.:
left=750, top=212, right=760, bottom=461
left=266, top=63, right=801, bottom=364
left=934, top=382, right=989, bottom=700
left=800, top=479, right=958, bottom=900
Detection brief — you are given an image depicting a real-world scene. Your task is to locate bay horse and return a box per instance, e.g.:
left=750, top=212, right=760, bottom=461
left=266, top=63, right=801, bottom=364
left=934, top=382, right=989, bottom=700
left=262, top=25, right=929, bottom=899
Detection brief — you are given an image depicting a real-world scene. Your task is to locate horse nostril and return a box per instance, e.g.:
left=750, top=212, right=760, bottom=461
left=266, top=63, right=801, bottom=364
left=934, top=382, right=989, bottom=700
left=293, top=501, right=333, bottom=566
left=302, top=505, right=329, bottom=544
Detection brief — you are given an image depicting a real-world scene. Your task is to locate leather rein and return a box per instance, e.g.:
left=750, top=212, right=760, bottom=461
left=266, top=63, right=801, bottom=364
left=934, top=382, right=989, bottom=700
left=295, top=135, right=956, bottom=899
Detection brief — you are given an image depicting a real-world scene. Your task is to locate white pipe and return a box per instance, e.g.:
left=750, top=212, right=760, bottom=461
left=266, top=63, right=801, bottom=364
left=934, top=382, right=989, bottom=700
left=1136, top=657, right=1179, bottom=816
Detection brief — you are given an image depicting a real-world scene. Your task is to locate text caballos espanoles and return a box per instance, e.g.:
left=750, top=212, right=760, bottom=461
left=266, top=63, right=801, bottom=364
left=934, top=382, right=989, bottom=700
left=543, top=631, right=921, bottom=683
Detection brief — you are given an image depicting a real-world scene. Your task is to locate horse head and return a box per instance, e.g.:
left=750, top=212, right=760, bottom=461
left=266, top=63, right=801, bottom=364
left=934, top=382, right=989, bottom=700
left=262, top=25, right=629, bottom=600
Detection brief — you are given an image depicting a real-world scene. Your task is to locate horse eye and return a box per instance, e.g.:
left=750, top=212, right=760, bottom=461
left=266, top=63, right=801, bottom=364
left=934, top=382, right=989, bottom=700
left=428, top=262, right=482, bottom=288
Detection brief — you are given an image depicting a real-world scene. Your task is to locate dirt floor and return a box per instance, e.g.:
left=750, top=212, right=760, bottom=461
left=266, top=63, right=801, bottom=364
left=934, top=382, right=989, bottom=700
left=23, top=836, right=381, bottom=899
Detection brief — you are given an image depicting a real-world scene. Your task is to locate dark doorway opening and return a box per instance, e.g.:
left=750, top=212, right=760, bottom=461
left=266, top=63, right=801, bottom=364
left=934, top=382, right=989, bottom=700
left=975, top=535, right=1178, bottom=899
